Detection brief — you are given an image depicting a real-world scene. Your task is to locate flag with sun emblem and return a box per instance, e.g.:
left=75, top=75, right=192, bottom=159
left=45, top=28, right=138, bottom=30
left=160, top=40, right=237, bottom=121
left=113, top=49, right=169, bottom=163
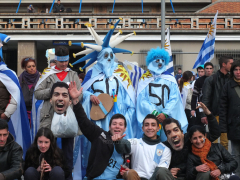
left=113, top=64, right=135, bottom=103
left=123, top=60, right=146, bottom=93
left=164, top=28, right=174, bottom=75
left=193, top=11, right=218, bottom=69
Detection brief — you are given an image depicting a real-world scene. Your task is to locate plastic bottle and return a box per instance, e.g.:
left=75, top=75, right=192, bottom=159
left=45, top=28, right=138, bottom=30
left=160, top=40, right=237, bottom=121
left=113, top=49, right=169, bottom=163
left=120, top=159, right=130, bottom=172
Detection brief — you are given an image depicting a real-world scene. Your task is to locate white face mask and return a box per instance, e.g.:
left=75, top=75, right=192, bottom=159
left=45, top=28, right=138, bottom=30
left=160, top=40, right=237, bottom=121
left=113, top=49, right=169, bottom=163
left=51, top=106, right=78, bottom=138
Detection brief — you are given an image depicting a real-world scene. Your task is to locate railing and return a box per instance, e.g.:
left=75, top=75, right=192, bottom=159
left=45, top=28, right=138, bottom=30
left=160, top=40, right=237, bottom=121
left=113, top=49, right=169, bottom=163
left=0, top=13, right=240, bottom=30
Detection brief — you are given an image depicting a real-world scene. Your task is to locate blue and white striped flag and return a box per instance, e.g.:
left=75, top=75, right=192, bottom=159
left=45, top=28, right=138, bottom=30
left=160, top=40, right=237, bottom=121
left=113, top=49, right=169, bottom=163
left=164, top=27, right=174, bottom=75
left=123, top=60, right=146, bottom=92
left=193, top=11, right=218, bottom=69
left=0, top=62, right=31, bottom=158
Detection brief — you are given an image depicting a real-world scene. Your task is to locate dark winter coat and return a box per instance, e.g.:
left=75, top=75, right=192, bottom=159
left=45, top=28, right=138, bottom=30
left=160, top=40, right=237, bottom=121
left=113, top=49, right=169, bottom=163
left=53, top=4, right=64, bottom=13
left=24, top=146, right=70, bottom=179
left=186, top=143, right=237, bottom=180
left=73, top=102, right=115, bottom=179
left=19, top=80, right=34, bottom=111
left=0, top=133, right=23, bottom=180
left=219, top=79, right=240, bottom=140
left=0, top=81, right=10, bottom=115
left=202, top=70, right=230, bottom=116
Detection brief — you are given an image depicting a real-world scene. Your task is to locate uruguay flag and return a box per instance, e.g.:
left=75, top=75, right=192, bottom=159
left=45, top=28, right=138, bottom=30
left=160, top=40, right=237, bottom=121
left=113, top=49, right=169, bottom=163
left=0, top=61, right=31, bottom=158
left=193, top=11, right=218, bottom=69
left=123, top=60, right=146, bottom=92
left=164, top=27, right=174, bottom=75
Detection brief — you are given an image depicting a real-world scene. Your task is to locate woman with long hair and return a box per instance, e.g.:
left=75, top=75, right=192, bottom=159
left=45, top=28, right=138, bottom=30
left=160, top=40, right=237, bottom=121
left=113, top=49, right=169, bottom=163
left=179, top=71, right=193, bottom=130
left=18, top=57, right=40, bottom=122
left=186, top=125, right=239, bottom=180
left=24, top=128, right=70, bottom=180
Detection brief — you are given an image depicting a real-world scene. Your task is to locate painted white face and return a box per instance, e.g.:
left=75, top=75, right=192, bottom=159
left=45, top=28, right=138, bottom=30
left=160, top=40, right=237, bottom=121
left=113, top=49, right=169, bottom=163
left=97, top=48, right=116, bottom=77
left=148, top=58, right=166, bottom=75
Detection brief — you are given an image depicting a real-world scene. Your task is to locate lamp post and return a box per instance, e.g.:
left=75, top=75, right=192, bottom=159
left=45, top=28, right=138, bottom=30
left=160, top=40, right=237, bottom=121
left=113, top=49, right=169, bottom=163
left=161, top=0, right=165, bottom=48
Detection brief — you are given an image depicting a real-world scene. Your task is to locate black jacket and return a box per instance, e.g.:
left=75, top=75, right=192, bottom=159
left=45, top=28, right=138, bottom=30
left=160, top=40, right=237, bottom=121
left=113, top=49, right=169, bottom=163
left=219, top=79, right=240, bottom=140
left=53, top=4, right=64, bottom=13
left=24, top=146, right=70, bottom=179
left=73, top=102, right=115, bottom=179
left=163, top=114, right=220, bottom=178
left=202, top=70, right=230, bottom=116
left=19, top=80, right=34, bottom=111
left=186, top=143, right=237, bottom=180
left=0, top=133, right=23, bottom=180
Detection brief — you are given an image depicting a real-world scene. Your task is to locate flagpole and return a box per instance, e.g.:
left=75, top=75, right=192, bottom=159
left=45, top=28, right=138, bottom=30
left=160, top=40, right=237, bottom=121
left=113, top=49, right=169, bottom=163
left=161, top=0, right=165, bottom=48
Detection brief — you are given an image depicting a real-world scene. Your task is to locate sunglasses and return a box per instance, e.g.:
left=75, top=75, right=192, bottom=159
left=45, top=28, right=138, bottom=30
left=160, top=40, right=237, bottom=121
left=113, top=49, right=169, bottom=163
left=24, top=58, right=35, bottom=61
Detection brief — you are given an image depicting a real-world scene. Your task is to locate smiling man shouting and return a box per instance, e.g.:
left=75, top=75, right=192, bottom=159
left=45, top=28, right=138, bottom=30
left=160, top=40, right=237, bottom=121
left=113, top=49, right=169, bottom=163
left=162, top=102, right=220, bottom=180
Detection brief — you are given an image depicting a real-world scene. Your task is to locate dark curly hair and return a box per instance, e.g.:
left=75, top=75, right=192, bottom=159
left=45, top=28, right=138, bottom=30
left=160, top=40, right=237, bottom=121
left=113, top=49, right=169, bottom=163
left=24, top=128, right=64, bottom=171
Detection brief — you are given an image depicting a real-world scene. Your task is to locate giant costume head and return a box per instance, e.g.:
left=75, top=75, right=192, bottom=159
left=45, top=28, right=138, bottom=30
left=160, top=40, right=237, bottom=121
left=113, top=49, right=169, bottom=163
left=69, top=18, right=136, bottom=75
left=95, top=48, right=117, bottom=78
left=146, top=47, right=170, bottom=75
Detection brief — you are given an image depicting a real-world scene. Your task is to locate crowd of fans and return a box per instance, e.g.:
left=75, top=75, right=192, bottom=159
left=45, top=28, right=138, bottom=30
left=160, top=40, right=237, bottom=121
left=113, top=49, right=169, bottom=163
left=1, top=46, right=240, bottom=180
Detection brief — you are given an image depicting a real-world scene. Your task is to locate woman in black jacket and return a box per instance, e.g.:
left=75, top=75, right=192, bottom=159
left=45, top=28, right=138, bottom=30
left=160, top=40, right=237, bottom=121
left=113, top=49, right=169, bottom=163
left=186, top=125, right=238, bottom=180
left=18, top=57, right=40, bottom=122
left=24, top=128, right=70, bottom=180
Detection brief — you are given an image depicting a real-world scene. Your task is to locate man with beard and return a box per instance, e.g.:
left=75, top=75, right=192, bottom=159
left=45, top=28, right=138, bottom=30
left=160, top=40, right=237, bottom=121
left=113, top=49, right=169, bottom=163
left=162, top=102, right=220, bottom=180
left=0, top=119, right=23, bottom=180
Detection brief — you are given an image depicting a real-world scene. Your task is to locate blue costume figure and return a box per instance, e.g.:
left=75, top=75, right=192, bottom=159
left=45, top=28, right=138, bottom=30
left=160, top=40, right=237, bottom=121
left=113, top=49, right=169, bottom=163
left=69, top=19, right=137, bottom=179
left=136, top=47, right=188, bottom=142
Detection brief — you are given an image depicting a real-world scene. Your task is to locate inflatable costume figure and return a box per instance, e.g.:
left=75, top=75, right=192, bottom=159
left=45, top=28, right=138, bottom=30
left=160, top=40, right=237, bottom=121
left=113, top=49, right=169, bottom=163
left=70, top=18, right=137, bottom=179
left=136, top=47, right=188, bottom=141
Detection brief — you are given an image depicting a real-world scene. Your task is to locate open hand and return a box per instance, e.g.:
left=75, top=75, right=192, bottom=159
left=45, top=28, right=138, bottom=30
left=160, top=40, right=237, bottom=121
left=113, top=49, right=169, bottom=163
left=196, top=163, right=210, bottom=172
left=68, top=81, right=83, bottom=100
left=196, top=102, right=211, bottom=115
left=170, top=168, right=180, bottom=178
left=112, top=134, right=126, bottom=142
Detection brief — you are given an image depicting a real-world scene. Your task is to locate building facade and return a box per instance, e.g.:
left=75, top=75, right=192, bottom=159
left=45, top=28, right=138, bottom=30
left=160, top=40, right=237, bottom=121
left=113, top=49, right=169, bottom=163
left=0, top=0, right=239, bottom=75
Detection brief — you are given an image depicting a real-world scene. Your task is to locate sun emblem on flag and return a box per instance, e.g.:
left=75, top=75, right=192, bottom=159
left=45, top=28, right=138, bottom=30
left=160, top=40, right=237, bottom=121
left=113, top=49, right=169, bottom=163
left=114, top=65, right=133, bottom=88
left=208, top=24, right=215, bottom=38
left=140, top=70, right=153, bottom=81
left=40, top=67, right=51, bottom=78
left=164, top=38, right=170, bottom=50
left=156, top=149, right=163, bottom=156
